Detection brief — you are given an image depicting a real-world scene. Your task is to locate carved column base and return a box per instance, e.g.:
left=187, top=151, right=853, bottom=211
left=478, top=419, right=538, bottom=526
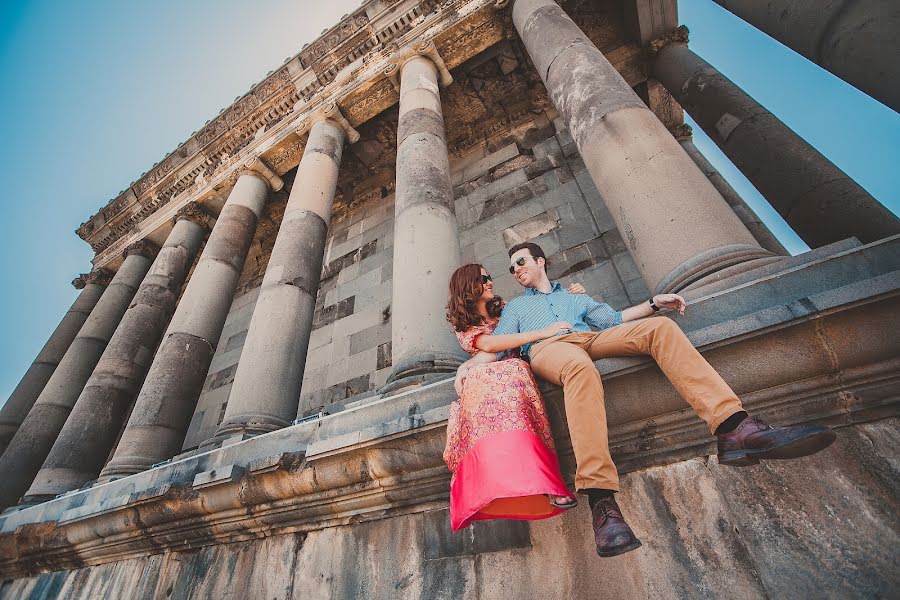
left=653, top=244, right=779, bottom=295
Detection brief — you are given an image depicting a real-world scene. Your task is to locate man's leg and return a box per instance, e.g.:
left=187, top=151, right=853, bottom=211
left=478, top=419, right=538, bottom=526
left=578, top=317, right=743, bottom=433
left=529, top=335, right=619, bottom=492
left=530, top=334, right=642, bottom=558
left=579, top=317, right=835, bottom=465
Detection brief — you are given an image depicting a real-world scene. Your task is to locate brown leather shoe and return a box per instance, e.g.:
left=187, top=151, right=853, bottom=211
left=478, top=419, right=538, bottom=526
left=717, top=416, right=836, bottom=466
left=591, top=496, right=642, bottom=557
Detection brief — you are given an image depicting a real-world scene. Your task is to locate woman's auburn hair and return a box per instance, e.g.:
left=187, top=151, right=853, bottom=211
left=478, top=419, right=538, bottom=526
left=447, top=263, right=503, bottom=332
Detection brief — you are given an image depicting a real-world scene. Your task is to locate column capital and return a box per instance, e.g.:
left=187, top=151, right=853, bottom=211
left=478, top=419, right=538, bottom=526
left=122, top=239, right=159, bottom=260
left=241, top=157, right=284, bottom=193
left=648, top=25, right=689, bottom=56
left=72, top=269, right=113, bottom=289
left=385, top=39, right=453, bottom=90
left=296, top=101, right=360, bottom=144
left=668, top=122, right=693, bottom=141
left=172, top=201, right=212, bottom=231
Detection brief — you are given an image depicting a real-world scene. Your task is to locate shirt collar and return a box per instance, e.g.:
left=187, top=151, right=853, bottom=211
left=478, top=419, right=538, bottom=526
left=524, top=281, right=562, bottom=295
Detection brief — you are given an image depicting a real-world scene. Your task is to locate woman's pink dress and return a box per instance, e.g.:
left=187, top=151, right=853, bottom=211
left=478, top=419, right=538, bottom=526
left=444, top=318, right=573, bottom=531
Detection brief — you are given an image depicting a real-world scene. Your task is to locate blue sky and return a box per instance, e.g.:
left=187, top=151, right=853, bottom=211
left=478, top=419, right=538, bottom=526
left=0, top=0, right=897, bottom=405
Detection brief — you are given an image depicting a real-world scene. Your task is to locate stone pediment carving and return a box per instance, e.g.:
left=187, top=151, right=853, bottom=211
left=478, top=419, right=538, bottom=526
left=77, top=0, right=641, bottom=271
left=78, top=0, right=503, bottom=268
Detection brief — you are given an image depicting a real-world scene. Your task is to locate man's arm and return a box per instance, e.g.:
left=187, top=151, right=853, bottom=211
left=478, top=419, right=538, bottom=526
left=620, top=293, right=687, bottom=322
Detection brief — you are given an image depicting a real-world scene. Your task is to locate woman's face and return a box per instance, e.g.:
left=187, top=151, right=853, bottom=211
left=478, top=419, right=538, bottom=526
left=479, top=267, right=495, bottom=302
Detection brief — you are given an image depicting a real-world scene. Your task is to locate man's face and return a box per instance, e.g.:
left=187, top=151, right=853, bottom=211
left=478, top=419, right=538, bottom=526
left=509, top=248, right=544, bottom=288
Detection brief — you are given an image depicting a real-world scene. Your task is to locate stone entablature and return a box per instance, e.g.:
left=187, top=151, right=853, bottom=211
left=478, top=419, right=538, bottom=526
left=77, top=0, right=508, bottom=269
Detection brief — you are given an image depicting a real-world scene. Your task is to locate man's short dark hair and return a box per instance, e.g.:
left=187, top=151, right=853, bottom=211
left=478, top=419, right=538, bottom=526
left=508, top=242, right=549, bottom=270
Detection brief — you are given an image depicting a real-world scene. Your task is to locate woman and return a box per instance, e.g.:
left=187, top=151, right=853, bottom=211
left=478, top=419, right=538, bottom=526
left=444, top=263, right=580, bottom=531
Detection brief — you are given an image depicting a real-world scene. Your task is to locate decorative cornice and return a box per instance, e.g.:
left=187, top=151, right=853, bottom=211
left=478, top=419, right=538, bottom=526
left=172, top=202, right=212, bottom=231
left=648, top=24, right=689, bottom=56
left=72, top=269, right=113, bottom=289
left=122, top=239, right=159, bottom=260
left=240, top=157, right=284, bottom=192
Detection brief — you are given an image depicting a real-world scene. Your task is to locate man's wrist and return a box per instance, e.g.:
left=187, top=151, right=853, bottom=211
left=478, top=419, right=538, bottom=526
left=648, top=298, right=660, bottom=312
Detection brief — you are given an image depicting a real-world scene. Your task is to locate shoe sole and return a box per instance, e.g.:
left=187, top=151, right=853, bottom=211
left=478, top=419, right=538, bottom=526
left=597, top=539, right=642, bottom=558
left=719, top=428, right=837, bottom=467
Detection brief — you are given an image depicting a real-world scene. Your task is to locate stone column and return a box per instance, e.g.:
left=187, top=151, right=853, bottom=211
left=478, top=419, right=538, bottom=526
left=99, top=162, right=280, bottom=479
left=23, top=205, right=210, bottom=501
left=710, top=0, right=899, bottom=113
left=0, top=243, right=155, bottom=508
left=670, top=123, right=787, bottom=256
left=0, top=270, right=110, bottom=457
left=652, top=28, right=900, bottom=248
left=385, top=41, right=467, bottom=388
left=213, top=104, right=357, bottom=441
left=511, top=0, right=774, bottom=294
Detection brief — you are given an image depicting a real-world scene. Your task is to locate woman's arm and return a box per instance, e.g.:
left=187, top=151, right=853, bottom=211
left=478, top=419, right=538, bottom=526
left=474, top=321, right=573, bottom=353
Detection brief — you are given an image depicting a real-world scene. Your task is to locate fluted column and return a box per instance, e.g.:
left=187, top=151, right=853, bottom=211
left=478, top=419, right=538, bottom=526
left=652, top=28, right=900, bottom=248
left=0, top=243, right=155, bottom=507
left=710, top=0, right=899, bottom=113
left=100, top=163, right=280, bottom=479
left=511, top=0, right=774, bottom=294
left=213, top=104, right=357, bottom=440
left=0, top=270, right=110, bottom=457
left=386, top=42, right=467, bottom=388
left=23, top=205, right=210, bottom=501
left=670, top=123, right=787, bottom=256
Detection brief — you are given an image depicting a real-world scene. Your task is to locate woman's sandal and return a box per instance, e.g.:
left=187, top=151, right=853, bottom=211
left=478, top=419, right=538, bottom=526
left=548, top=494, right=578, bottom=509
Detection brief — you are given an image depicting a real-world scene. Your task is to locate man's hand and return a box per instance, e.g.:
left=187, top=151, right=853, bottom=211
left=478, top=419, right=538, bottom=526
left=538, top=321, right=573, bottom=339
left=653, top=293, right=687, bottom=316
left=454, top=365, right=469, bottom=396
left=567, top=282, right=586, bottom=294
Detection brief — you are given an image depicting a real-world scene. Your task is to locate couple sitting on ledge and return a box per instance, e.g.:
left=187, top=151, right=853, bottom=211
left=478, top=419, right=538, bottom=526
left=443, top=241, right=836, bottom=557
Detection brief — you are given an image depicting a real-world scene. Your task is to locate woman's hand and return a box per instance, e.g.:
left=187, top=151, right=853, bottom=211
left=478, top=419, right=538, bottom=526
left=567, top=282, right=586, bottom=294
left=538, top=321, right=573, bottom=339
left=652, top=293, right=687, bottom=316
left=454, top=365, right=469, bottom=396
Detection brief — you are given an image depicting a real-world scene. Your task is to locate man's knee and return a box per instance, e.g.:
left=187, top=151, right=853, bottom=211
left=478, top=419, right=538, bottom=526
left=648, top=316, right=683, bottom=336
left=559, top=354, right=600, bottom=385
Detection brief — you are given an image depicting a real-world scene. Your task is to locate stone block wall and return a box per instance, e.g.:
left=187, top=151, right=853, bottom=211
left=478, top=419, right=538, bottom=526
left=184, top=114, right=651, bottom=449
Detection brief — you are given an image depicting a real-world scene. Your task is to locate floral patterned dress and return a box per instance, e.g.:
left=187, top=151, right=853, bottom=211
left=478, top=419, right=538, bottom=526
left=444, top=318, right=572, bottom=531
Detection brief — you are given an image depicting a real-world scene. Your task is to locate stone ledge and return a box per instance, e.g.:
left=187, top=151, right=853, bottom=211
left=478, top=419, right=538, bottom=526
left=0, top=246, right=897, bottom=577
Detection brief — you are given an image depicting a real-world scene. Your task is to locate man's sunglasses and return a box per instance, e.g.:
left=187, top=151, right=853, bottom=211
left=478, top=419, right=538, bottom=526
left=508, top=256, right=530, bottom=274
left=481, top=274, right=492, bottom=284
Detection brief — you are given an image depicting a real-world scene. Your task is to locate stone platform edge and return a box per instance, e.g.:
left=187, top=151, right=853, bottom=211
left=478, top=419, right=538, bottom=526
left=0, top=265, right=897, bottom=578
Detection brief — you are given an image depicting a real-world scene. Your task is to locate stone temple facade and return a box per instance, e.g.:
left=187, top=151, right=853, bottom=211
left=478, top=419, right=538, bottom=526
left=0, top=0, right=898, bottom=597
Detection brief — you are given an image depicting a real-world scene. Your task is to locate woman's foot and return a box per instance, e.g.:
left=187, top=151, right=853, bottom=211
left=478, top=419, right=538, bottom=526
left=548, top=494, right=578, bottom=509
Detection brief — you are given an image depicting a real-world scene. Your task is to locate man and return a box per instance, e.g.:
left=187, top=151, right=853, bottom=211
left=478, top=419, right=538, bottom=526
left=457, top=242, right=836, bottom=558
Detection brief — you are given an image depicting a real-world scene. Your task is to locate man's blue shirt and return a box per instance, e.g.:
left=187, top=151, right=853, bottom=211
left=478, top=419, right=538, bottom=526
left=493, top=282, right=623, bottom=359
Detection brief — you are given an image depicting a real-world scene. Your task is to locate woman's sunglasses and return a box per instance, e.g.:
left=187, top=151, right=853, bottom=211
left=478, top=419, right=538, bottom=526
left=481, top=274, right=492, bottom=284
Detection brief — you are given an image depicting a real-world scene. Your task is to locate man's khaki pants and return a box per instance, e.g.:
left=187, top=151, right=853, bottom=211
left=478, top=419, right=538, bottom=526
left=529, top=317, right=743, bottom=492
